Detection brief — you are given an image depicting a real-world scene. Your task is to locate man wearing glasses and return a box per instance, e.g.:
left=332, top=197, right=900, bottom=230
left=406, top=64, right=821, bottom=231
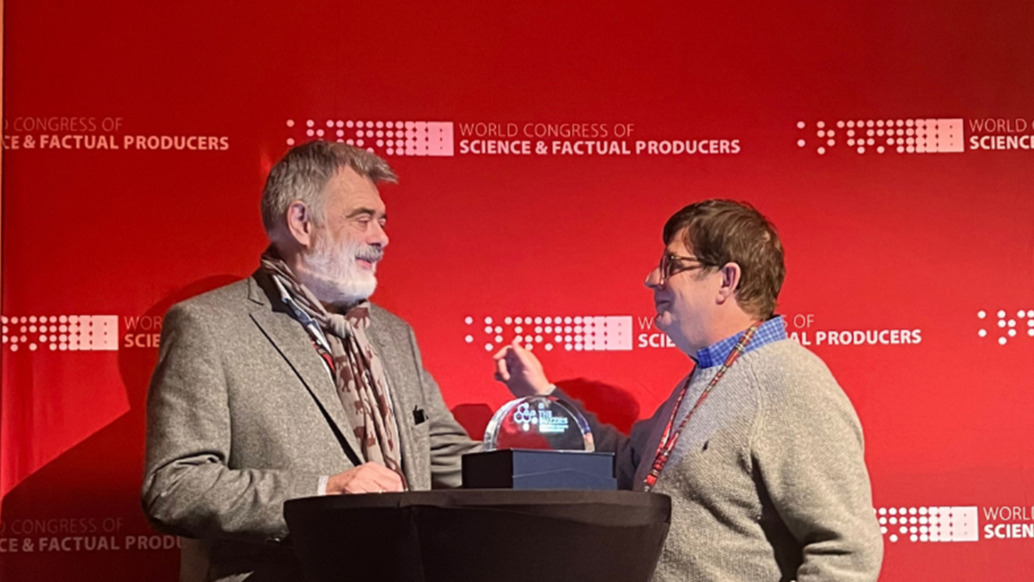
left=495, top=199, right=883, bottom=581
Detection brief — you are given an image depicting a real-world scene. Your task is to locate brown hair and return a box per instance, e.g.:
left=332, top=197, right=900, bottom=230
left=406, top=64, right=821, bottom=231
left=663, top=199, right=785, bottom=319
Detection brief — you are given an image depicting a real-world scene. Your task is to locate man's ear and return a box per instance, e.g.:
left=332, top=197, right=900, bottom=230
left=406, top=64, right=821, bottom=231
left=716, top=262, right=742, bottom=305
left=285, top=201, right=314, bottom=248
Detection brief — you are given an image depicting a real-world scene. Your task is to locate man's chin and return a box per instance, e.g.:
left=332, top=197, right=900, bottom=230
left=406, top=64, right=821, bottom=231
left=306, top=274, right=377, bottom=307
left=340, top=279, right=377, bottom=304
left=654, top=312, right=672, bottom=329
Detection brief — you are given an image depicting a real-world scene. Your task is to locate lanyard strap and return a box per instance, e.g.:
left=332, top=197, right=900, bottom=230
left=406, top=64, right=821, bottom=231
left=271, top=275, right=337, bottom=375
left=643, top=322, right=761, bottom=492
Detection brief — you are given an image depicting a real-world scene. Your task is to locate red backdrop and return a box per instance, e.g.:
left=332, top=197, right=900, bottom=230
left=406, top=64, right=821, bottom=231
left=3, top=1, right=1034, bottom=579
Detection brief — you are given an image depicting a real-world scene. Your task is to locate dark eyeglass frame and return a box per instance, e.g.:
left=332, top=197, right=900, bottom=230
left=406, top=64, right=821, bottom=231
left=657, top=253, right=716, bottom=285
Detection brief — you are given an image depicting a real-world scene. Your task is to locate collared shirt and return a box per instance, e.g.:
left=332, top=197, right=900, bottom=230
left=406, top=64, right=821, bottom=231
left=694, top=316, right=787, bottom=368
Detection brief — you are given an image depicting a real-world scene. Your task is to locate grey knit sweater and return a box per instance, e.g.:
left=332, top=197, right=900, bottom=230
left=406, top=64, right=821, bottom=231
left=583, top=339, right=883, bottom=581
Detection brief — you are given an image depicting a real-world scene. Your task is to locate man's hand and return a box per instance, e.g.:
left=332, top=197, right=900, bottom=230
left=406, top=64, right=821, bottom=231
left=493, top=339, right=553, bottom=397
left=326, top=462, right=404, bottom=494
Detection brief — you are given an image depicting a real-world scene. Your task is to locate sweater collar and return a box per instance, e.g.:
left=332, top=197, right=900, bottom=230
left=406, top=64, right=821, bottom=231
left=694, top=315, right=787, bottom=368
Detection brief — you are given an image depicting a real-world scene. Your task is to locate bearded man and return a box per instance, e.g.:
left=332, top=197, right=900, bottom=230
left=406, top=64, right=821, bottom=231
left=142, top=141, right=480, bottom=582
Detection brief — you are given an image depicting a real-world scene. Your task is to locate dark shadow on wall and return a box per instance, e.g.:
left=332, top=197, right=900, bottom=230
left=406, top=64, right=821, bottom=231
left=450, top=403, right=495, bottom=441
left=556, top=378, right=640, bottom=435
left=119, top=276, right=242, bottom=417
left=0, top=275, right=240, bottom=582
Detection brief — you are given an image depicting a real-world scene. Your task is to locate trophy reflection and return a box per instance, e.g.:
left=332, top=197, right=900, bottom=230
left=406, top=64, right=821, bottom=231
left=483, top=395, right=595, bottom=452
left=463, top=394, right=616, bottom=490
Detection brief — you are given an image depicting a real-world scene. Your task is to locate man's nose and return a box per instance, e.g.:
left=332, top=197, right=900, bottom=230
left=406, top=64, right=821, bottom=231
left=369, top=221, right=389, bottom=248
left=644, top=267, right=663, bottom=289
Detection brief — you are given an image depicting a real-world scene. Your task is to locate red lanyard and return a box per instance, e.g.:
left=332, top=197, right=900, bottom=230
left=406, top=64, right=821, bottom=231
left=643, top=322, right=761, bottom=492
left=311, top=339, right=336, bottom=374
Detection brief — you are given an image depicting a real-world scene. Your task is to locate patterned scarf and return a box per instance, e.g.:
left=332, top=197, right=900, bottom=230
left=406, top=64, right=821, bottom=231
left=260, top=248, right=406, bottom=486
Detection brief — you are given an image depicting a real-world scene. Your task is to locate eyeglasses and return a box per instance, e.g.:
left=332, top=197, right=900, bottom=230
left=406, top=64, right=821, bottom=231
left=657, top=253, right=713, bottom=285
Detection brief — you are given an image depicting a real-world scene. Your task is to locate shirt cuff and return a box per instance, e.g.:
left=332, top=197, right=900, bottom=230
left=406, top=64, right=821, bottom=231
left=317, top=475, right=330, bottom=496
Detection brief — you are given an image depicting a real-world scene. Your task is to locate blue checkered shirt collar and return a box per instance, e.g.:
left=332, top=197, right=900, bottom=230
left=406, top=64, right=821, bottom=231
left=694, top=316, right=787, bottom=368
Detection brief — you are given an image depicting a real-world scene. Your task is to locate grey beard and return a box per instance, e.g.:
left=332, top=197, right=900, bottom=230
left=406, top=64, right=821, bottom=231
left=304, top=271, right=377, bottom=307
left=302, top=238, right=381, bottom=306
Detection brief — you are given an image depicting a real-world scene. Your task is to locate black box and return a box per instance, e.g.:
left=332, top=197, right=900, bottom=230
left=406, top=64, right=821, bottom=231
left=462, top=449, right=616, bottom=490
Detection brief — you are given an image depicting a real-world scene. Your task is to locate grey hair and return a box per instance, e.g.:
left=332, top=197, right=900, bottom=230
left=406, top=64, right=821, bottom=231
left=261, top=140, right=398, bottom=239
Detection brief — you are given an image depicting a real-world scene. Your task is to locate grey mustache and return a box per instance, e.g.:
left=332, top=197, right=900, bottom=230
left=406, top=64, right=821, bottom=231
left=356, top=246, right=384, bottom=262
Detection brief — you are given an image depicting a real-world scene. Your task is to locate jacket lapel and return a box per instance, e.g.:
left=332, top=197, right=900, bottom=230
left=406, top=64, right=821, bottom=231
left=246, top=275, right=363, bottom=464
left=366, top=322, right=421, bottom=489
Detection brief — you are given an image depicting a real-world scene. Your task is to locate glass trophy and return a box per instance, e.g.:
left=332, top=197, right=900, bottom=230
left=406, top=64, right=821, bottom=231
left=483, top=395, right=595, bottom=452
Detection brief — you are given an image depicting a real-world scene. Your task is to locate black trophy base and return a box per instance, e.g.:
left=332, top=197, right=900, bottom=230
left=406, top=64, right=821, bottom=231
left=462, top=449, right=617, bottom=490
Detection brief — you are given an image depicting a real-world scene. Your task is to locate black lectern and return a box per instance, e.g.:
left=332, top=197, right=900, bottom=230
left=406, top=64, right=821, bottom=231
left=284, top=489, right=670, bottom=582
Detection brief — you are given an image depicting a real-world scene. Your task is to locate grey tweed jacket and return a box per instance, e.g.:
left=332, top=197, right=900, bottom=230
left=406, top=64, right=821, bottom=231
left=141, top=273, right=480, bottom=581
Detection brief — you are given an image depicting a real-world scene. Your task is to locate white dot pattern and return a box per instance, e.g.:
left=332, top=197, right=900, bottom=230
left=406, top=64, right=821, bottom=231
left=464, top=315, right=633, bottom=351
left=1, top=315, right=119, bottom=352
left=978, top=307, right=1034, bottom=345
left=798, top=118, right=964, bottom=155
left=286, top=119, right=455, bottom=157
left=873, top=506, right=979, bottom=542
